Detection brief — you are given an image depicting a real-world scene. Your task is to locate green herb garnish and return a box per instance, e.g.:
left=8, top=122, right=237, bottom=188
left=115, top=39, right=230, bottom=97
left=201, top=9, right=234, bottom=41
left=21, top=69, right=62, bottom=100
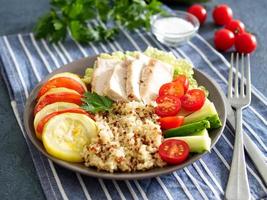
left=81, top=92, right=113, bottom=113
left=34, top=0, right=163, bottom=43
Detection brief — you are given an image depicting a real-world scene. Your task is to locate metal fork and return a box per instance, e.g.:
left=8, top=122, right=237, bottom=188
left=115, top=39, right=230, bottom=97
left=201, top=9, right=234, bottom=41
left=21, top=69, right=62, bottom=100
left=225, top=53, right=251, bottom=200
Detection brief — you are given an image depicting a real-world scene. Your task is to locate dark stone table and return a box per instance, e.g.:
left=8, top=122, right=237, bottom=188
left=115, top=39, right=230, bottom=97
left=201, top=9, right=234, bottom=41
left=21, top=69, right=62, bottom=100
left=0, top=0, right=266, bottom=199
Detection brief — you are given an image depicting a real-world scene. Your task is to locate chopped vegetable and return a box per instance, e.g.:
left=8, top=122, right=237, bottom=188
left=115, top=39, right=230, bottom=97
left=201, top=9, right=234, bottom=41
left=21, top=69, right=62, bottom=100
left=34, top=92, right=82, bottom=115
left=81, top=92, right=113, bottom=113
left=155, top=95, right=181, bottom=117
left=159, top=116, right=184, bottom=130
left=36, top=108, right=94, bottom=136
left=165, top=129, right=211, bottom=153
left=164, top=120, right=210, bottom=138
left=159, top=139, right=190, bottom=165
left=37, top=77, right=86, bottom=99
left=42, top=113, right=97, bottom=162
left=82, top=68, right=94, bottom=84
left=159, top=82, right=185, bottom=98
left=180, top=89, right=206, bottom=111
left=173, top=75, right=189, bottom=93
left=184, top=99, right=218, bottom=124
left=34, top=102, right=79, bottom=140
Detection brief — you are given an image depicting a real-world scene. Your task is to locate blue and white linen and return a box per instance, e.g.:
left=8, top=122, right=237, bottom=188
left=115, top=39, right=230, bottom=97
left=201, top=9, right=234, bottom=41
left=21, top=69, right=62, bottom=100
left=0, top=22, right=267, bottom=199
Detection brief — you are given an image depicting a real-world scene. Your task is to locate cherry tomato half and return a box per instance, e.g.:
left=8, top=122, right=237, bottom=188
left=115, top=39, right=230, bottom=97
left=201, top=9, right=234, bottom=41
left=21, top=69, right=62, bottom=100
left=159, top=116, right=184, bottom=130
left=187, top=4, right=207, bottom=24
left=173, top=75, right=189, bottom=93
left=34, top=92, right=82, bottom=115
left=36, top=108, right=93, bottom=134
left=225, top=19, right=245, bottom=35
left=155, top=95, right=181, bottom=117
left=159, top=139, right=190, bottom=165
left=180, top=89, right=205, bottom=111
left=159, top=82, right=185, bottom=98
left=212, top=4, right=233, bottom=26
left=214, top=29, right=235, bottom=51
left=37, top=77, right=86, bottom=99
left=235, top=32, right=257, bottom=54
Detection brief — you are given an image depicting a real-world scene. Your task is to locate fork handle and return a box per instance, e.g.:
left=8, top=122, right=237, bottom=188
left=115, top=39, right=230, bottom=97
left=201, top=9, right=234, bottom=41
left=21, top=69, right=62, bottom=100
left=225, top=108, right=251, bottom=200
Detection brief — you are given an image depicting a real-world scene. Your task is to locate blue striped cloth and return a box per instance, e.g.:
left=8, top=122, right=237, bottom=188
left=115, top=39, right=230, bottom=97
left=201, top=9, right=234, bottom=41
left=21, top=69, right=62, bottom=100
left=1, top=22, right=267, bottom=200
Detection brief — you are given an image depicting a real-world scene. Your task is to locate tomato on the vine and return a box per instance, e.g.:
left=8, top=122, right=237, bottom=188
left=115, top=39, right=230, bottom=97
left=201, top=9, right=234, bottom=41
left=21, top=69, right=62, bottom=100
left=187, top=4, right=207, bottom=24
left=235, top=32, right=257, bottom=54
left=213, top=4, right=233, bottom=26
left=225, top=19, right=245, bottom=35
left=214, top=29, right=235, bottom=51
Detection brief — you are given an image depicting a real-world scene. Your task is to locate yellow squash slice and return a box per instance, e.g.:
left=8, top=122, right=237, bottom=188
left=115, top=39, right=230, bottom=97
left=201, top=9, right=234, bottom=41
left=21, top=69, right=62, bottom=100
left=42, top=113, right=97, bottom=162
left=34, top=102, right=79, bottom=140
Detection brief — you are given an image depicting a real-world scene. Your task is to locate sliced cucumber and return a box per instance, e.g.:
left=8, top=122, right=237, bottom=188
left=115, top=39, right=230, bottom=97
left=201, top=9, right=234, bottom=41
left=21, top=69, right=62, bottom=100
left=184, top=99, right=222, bottom=129
left=165, top=129, right=211, bottom=153
left=206, top=114, right=222, bottom=129
left=164, top=120, right=210, bottom=138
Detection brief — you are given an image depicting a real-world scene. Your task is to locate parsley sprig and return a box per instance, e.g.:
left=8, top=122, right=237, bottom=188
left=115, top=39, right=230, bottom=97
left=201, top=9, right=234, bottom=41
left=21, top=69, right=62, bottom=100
left=81, top=92, right=114, bottom=113
left=34, top=0, right=163, bottom=43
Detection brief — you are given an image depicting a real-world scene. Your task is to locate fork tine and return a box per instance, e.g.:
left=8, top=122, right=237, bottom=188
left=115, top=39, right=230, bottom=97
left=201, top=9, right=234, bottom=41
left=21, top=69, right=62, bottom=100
left=228, top=53, right=234, bottom=98
left=241, top=53, right=245, bottom=97
left=246, top=54, right=251, bottom=99
left=234, top=53, right=239, bottom=97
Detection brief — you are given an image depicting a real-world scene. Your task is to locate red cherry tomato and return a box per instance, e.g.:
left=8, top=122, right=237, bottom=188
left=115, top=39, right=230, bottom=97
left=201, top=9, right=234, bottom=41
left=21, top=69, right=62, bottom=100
left=34, top=92, right=82, bottom=115
left=173, top=75, right=189, bottom=93
left=214, top=29, right=235, bottom=51
left=235, top=32, right=257, bottom=54
left=187, top=4, right=207, bottom=24
left=159, top=82, right=185, bottom=98
left=155, top=95, right=181, bottom=117
left=212, top=4, right=233, bottom=26
left=180, top=89, right=206, bottom=111
left=36, top=108, right=94, bottom=134
left=159, top=139, right=190, bottom=165
left=37, top=77, right=86, bottom=99
left=159, top=116, right=184, bottom=130
left=225, top=19, right=245, bottom=35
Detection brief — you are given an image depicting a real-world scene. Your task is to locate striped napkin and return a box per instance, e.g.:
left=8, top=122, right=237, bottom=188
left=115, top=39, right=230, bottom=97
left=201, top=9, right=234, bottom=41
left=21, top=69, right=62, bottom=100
left=0, top=22, right=267, bottom=200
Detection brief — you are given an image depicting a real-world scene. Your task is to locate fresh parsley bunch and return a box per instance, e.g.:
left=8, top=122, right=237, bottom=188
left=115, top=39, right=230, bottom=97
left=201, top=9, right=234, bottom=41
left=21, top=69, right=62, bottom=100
left=34, top=0, right=163, bottom=43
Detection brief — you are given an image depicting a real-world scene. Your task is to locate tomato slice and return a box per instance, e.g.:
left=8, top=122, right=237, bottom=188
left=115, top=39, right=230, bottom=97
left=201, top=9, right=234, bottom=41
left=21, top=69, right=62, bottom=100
left=155, top=95, right=181, bottom=117
left=173, top=75, right=189, bottom=93
left=180, top=89, right=206, bottom=111
left=159, top=116, right=184, bottom=130
left=36, top=108, right=94, bottom=135
left=34, top=92, right=82, bottom=115
left=159, top=139, right=190, bottom=165
left=37, top=77, right=86, bottom=99
left=159, top=82, right=184, bottom=98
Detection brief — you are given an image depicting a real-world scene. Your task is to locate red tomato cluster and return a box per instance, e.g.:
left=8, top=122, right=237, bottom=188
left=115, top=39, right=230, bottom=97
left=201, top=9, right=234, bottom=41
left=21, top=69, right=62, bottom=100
left=155, top=75, right=206, bottom=130
left=187, top=4, right=257, bottom=54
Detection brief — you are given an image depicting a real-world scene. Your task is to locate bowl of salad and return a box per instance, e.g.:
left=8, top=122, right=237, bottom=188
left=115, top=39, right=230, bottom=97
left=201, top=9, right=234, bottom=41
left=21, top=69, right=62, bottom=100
left=24, top=47, right=226, bottom=179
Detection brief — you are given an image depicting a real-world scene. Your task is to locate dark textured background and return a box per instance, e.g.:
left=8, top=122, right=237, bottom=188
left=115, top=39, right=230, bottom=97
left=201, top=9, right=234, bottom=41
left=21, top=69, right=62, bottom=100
left=0, top=0, right=266, bottom=199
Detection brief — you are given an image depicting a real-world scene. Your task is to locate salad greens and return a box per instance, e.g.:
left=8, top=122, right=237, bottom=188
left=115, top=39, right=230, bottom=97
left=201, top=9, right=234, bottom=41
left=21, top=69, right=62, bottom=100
left=34, top=0, right=163, bottom=43
left=81, top=92, right=113, bottom=113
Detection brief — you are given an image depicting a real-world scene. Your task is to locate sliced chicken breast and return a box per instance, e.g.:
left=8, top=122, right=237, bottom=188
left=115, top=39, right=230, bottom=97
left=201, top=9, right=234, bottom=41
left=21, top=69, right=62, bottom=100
left=126, top=53, right=151, bottom=101
left=91, top=57, right=120, bottom=96
left=104, top=60, right=129, bottom=102
left=140, top=59, right=173, bottom=104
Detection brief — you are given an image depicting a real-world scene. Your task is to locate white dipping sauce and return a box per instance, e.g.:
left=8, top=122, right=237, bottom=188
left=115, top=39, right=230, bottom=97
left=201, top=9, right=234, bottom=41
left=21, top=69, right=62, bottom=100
left=154, top=17, right=194, bottom=34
